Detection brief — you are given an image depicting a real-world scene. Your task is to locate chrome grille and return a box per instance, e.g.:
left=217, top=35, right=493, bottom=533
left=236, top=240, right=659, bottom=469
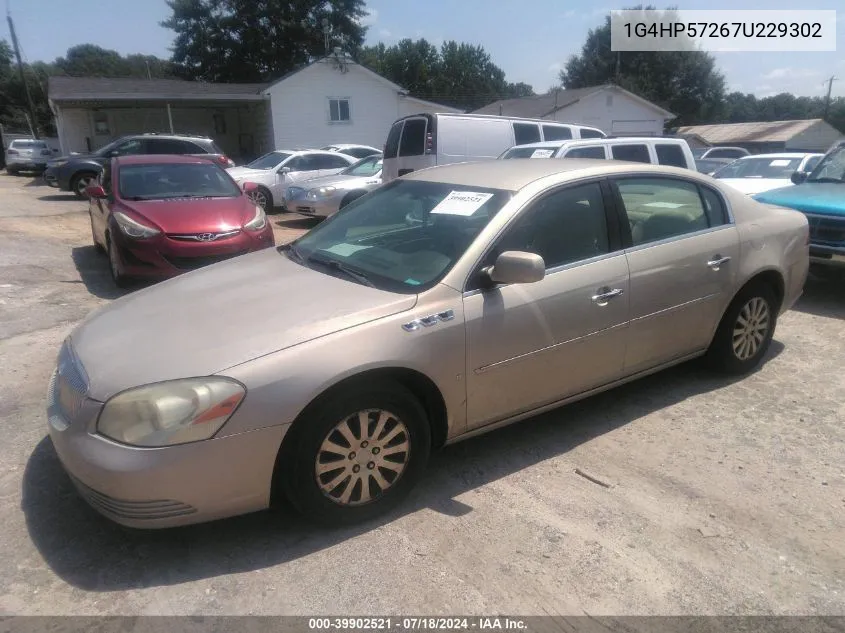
left=51, top=340, right=89, bottom=425
left=806, top=214, right=845, bottom=246
left=167, top=229, right=241, bottom=242
left=71, top=476, right=197, bottom=521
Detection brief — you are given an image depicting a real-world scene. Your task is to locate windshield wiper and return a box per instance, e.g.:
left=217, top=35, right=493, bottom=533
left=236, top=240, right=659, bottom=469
left=306, top=253, right=375, bottom=287
left=807, top=177, right=844, bottom=184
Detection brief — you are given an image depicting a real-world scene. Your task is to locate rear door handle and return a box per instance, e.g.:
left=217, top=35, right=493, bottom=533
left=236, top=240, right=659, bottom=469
left=591, top=287, right=624, bottom=305
left=707, top=255, right=731, bottom=270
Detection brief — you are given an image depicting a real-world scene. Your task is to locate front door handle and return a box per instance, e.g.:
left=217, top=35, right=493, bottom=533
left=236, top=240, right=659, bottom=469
left=591, top=287, right=624, bottom=306
left=707, top=255, right=731, bottom=270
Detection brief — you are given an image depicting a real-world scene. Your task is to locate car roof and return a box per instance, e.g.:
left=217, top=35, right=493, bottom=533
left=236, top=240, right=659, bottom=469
left=735, top=152, right=820, bottom=160
left=114, top=154, right=218, bottom=166
left=403, top=159, right=700, bottom=191
left=508, top=137, right=687, bottom=152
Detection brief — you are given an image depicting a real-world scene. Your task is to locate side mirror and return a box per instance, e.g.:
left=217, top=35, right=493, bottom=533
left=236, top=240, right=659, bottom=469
left=107, top=150, right=119, bottom=158
left=791, top=170, right=808, bottom=185
left=485, top=251, right=545, bottom=286
left=85, top=184, right=107, bottom=199
left=242, top=181, right=259, bottom=192
left=279, top=166, right=291, bottom=174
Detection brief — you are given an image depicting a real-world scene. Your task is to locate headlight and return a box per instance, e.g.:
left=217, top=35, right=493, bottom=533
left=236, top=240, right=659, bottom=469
left=306, top=186, right=337, bottom=200
left=97, top=377, right=246, bottom=447
left=113, top=211, right=160, bottom=239
left=243, top=205, right=267, bottom=230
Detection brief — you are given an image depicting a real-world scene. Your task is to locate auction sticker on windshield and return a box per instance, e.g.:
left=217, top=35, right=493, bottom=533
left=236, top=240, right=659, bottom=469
left=430, top=191, right=494, bottom=216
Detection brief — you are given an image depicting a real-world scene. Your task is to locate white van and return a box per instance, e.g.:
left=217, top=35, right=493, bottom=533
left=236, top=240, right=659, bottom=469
left=381, top=113, right=606, bottom=182
left=499, top=137, right=696, bottom=171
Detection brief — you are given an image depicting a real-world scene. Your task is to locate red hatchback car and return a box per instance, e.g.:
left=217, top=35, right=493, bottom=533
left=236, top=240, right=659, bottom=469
left=87, top=155, right=275, bottom=286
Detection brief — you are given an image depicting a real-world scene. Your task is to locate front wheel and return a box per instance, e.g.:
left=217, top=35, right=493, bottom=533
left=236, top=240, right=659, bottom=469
left=247, top=186, right=273, bottom=213
left=281, top=381, right=431, bottom=525
left=71, top=172, right=98, bottom=199
left=705, top=283, right=777, bottom=375
left=107, top=237, right=130, bottom=289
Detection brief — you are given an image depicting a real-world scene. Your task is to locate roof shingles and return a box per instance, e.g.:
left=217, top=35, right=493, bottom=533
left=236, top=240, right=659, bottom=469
left=48, top=76, right=268, bottom=101
left=675, top=119, right=826, bottom=144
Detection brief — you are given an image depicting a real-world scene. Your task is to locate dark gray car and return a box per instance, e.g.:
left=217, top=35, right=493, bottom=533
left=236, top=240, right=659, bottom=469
left=43, top=133, right=233, bottom=198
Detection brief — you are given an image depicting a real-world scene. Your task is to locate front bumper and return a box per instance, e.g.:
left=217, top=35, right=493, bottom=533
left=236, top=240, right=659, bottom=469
left=42, top=166, right=67, bottom=189
left=47, top=367, right=288, bottom=529
left=809, top=244, right=845, bottom=268
left=293, top=195, right=342, bottom=218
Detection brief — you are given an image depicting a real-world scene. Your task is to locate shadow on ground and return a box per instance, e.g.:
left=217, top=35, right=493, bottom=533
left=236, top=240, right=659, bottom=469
left=70, top=245, right=142, bottom=300
left=793, top=273, right=845, bottom=320
left=273, top=214, right=322, bottom=230
left=22, top=344, right=783, bottom=592
left=38, top=194, right=79, bottom=202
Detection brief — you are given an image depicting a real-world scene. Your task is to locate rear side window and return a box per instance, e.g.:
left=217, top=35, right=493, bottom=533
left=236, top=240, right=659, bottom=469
left=513, top=123, right=541, bottom=145
left=611, top=144, right=651, bottom=163
left=564, top=146, right=606, bottom=159
left=579, top=128, right=605, bottom=139
left=699, top=186, right=728, bottom=226
left=384, top=122, right=402, bottom=159
left=315, top=154, right=353, bottom=169
left=399, top=119, right=427, bottom=157
left=542, top=125, right=573, bottom=141
left=615, top=177, right=710, bottom=245
left=655, top=143, right=688, bottom=168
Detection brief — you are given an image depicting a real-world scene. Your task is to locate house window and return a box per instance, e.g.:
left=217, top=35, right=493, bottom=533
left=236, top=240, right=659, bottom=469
left=329, top=98, right=351, bottom=123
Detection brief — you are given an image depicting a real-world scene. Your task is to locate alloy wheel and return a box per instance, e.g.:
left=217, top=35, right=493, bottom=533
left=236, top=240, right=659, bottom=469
left=76, top=174, right=96, bottom=196
left=315, top=409, right=411, bottom=506
left=732, top=297, right=770, bottom=361
left=248, top=190, right=268, bottom=211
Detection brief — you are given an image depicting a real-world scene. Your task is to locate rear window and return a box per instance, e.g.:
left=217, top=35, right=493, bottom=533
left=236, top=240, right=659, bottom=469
left=579, top=128, right=605, bottom=139
left=655, top=143, right=688, bottom=168
left=564, top=146, right=606, bottom=159
left=384, top=122, right=402, bottom=159
left=513, top=123, right=541, bottom=145
left=399, top=118, right=427, bottom=157
left=611, top=144, right=651, bottom=163
left=10, top=140, right=47, bottom=149
left=542, top=125, right=573, bottom=141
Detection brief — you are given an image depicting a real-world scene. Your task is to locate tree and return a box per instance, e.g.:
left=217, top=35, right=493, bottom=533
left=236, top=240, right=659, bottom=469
left=560, top=7, right=726, bottom=125
left=359, top=39, right=535, bottom=111
left=53, top=44, right=177, bottom=78
left=162, top=0, right=368, bottom=83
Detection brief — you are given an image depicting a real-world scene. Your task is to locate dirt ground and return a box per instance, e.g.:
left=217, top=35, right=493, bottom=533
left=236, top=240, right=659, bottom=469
left=0, top=172, right=843, bottom=616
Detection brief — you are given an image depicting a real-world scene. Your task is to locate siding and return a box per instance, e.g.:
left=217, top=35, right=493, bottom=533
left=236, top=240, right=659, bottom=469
left=544, top=89, right=667, bottom=136
left=266, top=61, right=450, bottom=150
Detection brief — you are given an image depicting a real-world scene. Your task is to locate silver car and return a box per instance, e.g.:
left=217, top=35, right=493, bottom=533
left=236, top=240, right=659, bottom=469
left=47, top=160, right=809, bottom=528
left=5, top=138, right=53, bottom=174
left=287, top=154, right=383, bottom=218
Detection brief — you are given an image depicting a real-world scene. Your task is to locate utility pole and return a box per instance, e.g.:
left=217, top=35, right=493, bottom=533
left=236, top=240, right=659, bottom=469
left=823, top=76, right=837, bottom=121
left=7, top=7, right=39, bottom=138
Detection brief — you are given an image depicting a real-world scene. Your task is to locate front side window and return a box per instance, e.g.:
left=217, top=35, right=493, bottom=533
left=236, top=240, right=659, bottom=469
left=314, top=154, right=353, bottom=170
left=117, top=162, right=241, bottom=200
left=579, top=128, right=605, bottom=139
left=611, top=144, right=651, bottom=164
left=615, top=177, right=712, bottom=246
left=542, top=125, right=573, bottom=141
left=564, top=146, right=606, bottom=159
left=803, top=155, right=822, bottom=172
left=329, top=98, right=351, bottom=122
left=513, top=123, right=541, bottom=145
left=488, top=182, right=610, bottom=271
left=290, top=180, right=511, bottom=293
left=807, top=145, right=845, bottom=183
left=655, top=144, right=688, bottom=168
left=343, top=156, right=382, bottom=176
left=245, top=151, right=292, bottom=170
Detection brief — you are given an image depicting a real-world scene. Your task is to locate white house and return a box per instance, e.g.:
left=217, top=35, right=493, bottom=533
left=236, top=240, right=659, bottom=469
left=263, top=52, right=462, bottom=150
left=473, top=84, right=675, bottom=137
left=47, top=52, right=460, bottom=163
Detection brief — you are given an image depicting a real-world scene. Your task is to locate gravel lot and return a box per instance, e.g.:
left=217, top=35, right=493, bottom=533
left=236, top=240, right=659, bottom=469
left=0, top=172, right=843, bottom=616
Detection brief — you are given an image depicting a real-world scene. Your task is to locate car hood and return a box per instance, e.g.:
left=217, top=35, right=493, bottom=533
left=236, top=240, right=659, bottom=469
left=119, top=196, right=254, bottom=234
left=754, top=183, right=845, bottom=217
left=717, top=178, right=792, bottom=196
left=299, top=172, right=383, bottom=192
left=227, top=166, right=272, bottom=181
left=70, top=249, right=418, bottom=401
left=51, top=153, right=97, bottom=163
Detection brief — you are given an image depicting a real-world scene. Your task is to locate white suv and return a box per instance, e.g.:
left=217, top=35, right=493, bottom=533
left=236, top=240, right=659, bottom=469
left=499, top=138, right=696, bottom=171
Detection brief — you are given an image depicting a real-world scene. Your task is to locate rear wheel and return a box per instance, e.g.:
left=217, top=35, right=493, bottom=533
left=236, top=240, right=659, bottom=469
left=5, top=166, right=18, bottom=176
left=705, top=283, right=777, bottom=375
left=107, top=236, right=130, bottom=289
left=247, top=186, right=273, bottom=213
left=71, top=171, right=98, bottom=199
left=280, top=381, right=431, bottom=525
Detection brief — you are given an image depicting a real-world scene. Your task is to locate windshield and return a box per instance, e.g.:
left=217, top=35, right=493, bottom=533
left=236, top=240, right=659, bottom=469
left=290, top=180, right=511, bottom=293
left=807, top=145, right=845, bottom=183
left=713, top=157, right=803, bottom=179
left=118, top=162, right=242, bottom=200
left=501, top=146, right=561, bottom=159
left=342, top=155, right=383, bottom=176
left=245, top=151, right=292, bottom=170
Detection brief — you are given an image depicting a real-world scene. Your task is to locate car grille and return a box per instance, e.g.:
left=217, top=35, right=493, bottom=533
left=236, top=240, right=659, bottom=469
left=167, top=230, right=241, bottom=242
left=48, top=340, right=89, bottom=426
left=806, top=215, right=845, bottom=246
left=163, top=250, right=247, bottom=270
left=296, top=206, right=314, bottom=214
left=70, top=476, right=197, bottom=521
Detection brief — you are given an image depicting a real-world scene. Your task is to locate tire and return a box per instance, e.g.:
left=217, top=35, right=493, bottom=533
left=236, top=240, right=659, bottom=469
left=705, top=282, right=778, bottom=375
left=90, top=216, right=105, bottom=254
left=70, top=171, right=98, bottom=199
left=280, top=380, right=431, bottom=525
left=6, top=167, right=18, bottom=176
left=247, top=186, right=273, bottom=213
left=106, top=236, right=130, bottom=289
left=339, top=190, right=366, bottom=210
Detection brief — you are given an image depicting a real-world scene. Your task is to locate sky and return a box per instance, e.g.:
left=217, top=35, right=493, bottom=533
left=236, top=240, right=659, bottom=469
left=3, top=0, right=844, bottom=99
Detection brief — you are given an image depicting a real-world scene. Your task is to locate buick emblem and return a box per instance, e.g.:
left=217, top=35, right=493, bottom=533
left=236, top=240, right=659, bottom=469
left=197, top=233, right=217, bottom=242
